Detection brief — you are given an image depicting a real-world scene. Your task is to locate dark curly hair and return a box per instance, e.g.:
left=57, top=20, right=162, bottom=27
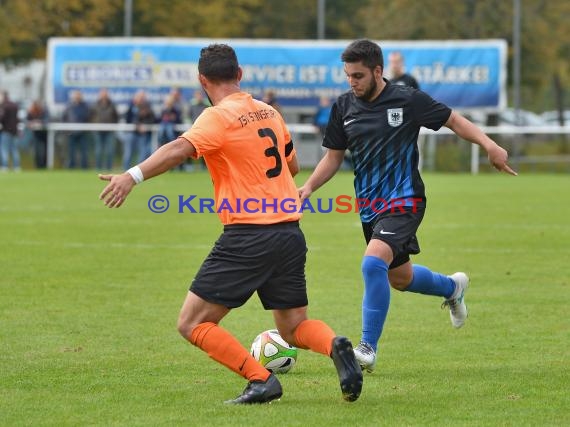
left=198, top=44, right=239, bottom=82
left=341, top=39, right=384, bottom=72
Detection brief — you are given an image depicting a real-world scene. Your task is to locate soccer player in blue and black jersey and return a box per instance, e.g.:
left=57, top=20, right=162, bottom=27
left=299, top=39, right=516, bottom=373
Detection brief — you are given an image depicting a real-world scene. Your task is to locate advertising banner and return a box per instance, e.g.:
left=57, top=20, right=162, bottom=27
left=47, top=38, right=506, bottom=111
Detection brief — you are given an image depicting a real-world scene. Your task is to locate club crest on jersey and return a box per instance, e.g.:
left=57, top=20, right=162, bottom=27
left=387, top=108, right=403, bottom=127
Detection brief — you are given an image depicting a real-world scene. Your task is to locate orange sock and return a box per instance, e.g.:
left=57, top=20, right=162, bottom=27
left=293, top=319, right=336, bottom=356
left=190, top=322, right=270, bottom=382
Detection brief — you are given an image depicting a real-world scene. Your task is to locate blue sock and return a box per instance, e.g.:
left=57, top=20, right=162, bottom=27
left=405, top=264, right=456, bottom=298
left=361, top=256, right=390, bottom=352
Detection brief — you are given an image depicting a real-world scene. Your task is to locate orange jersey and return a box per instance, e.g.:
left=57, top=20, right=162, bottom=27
left=181, top=92, right=301, bottom=225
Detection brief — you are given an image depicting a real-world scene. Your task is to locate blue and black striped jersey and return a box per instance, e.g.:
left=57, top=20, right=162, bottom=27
left=323, top=80, right=451, bottom=222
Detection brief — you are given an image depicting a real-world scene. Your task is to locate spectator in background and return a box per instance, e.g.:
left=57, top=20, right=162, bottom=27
left=388, top=51, right=420, bottom=89
left=188, top=89, right=210, bottom=123
left=62, top=90, right=90, bottom=169
left=0, top=91, right=21, bottom=171
left=169, top=87, right=186, bottom=119
left=313, top=96, right=332, bottom=137
left=26, top=100, right=49, bottom=169
left=123, top=90, right=156, bottom=170
left=262, top=90, right=282, bottom=115
left=91, top=89, right=119, bottom=170
left=158, top=94, right=182, bottom=146
left=313, top=95, right=352, bottom=169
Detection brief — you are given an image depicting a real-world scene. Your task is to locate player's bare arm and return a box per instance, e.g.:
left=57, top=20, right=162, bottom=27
left=445, top=111, right=517, bottom=176
left=287, top=153, right=300, bottom=177
left=298, top=149, right=345, bottom=201
left=99, top=137, right=196, bottom=208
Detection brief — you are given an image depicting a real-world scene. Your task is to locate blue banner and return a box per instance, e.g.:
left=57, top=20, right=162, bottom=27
left=47, top=38, right=506, bottom=111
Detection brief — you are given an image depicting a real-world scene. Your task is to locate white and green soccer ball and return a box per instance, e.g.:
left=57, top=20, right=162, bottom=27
left=250, top=329, right=298, bottom=374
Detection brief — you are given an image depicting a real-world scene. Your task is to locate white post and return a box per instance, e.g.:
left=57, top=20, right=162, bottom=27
left=425, top=134, right=436, bottom=171
left=47, top=128, right=55, bottom=169
left=124, top=0, right=133, bottom=37
left=471, top=143, right=480, bottom=174
left=317, top=0, right=326, bottom=39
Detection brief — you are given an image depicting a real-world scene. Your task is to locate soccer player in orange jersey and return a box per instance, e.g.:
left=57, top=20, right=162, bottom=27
left=98, top=44, right=362, bottom=404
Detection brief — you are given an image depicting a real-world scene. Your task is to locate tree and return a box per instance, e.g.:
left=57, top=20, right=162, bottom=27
left=0, top=0, right=122, bottom=65
left=129, top=0, right=264, bottom=38
left=358, top=0, right=570, bottom=111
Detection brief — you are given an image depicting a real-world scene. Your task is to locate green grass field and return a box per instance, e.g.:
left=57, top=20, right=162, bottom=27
left=1, top=170, right=568, bottom=426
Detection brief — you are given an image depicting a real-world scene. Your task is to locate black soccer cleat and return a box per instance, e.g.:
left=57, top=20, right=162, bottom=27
left=224, top=373, right=283, bottom=405
left=331, top=336, right=363, bottom=402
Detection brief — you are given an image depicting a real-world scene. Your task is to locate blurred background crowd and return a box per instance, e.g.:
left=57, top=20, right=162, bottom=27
left=0, top=86, right=212, bottom=171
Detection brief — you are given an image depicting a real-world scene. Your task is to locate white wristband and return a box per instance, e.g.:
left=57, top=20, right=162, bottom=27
left=127, top=166, right=144, bottom=184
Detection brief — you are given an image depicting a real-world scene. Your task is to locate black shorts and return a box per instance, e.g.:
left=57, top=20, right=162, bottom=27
left=190, top=221, right=308, bottom=310
left=361, top=207, right=425, bottom=269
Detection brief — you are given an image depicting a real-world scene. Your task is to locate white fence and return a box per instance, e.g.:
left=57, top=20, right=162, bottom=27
left=44, top=123, right=319, bottom=170
left=419, top=125, right=570, bottom=173
left=42, top=123, right=570, bottom=173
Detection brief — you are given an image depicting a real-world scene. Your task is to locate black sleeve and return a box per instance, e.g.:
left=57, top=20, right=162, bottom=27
left=322, top=101, right=348, bottom=150
left=411, top=90, right=452, bottom=131
left=284, top=140, right=294, bottom=157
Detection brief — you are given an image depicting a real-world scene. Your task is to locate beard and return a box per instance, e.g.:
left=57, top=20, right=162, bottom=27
left=354, top=78, right=378, bottom=102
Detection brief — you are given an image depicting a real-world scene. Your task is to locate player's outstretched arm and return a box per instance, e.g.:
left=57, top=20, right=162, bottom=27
left=99, top=137, right=196, bottom=208
left=298, top=149, right=345, bottom=201
left=445, top=111, right=517, bottom=176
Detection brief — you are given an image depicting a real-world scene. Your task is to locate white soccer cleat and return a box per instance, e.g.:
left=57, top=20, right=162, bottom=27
left=443, top=272, right=469, bottom=328
left=353, top=341, right=377, bottom=373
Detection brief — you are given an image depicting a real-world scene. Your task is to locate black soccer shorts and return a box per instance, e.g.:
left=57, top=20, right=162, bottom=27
left=361, top=207, right=425, bottom=269
left=190, top=221, right=308, bottom=309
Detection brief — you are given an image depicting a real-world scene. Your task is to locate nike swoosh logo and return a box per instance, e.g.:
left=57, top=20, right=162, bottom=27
left=343, top=118, right=357, bottom=126
left=238, top=357, right=247, bottom=372
left=379, top=230, right=396, bottom=235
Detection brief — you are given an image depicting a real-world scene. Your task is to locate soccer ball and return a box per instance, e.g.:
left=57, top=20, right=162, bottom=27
left=250, top=329, right=298, bottom=374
